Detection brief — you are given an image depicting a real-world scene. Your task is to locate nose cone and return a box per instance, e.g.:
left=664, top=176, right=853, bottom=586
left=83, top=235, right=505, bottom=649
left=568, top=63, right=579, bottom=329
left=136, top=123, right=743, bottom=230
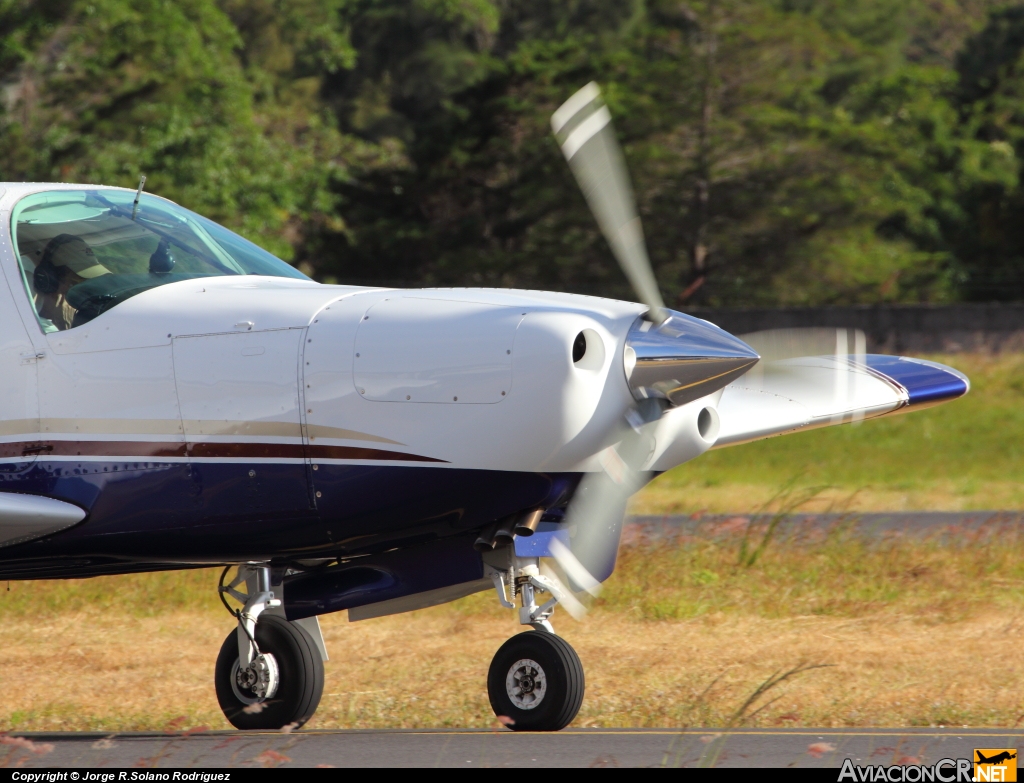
left=624, top=312, right=760, bottom=407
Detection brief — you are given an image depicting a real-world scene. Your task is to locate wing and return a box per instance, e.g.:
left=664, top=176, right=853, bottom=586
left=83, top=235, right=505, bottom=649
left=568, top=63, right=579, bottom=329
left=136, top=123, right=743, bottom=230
left=714, top=354, right=970, bottom=448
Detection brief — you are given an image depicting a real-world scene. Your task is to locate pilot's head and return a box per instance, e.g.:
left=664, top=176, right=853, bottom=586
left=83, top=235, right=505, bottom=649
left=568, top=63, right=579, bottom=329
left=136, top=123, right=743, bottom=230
left=44, top=234, right=110, bottom=281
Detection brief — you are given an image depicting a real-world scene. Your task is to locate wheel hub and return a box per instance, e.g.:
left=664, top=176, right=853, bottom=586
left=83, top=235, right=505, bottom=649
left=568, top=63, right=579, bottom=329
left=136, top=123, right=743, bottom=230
left=506, top=658, right=546, bottom=710
left=231, top=652, right=280, bottom=704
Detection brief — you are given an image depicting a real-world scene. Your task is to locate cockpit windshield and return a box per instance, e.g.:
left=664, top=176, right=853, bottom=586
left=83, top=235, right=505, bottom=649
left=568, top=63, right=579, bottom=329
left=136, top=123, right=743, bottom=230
left=11, top=188, right=309, bottom=332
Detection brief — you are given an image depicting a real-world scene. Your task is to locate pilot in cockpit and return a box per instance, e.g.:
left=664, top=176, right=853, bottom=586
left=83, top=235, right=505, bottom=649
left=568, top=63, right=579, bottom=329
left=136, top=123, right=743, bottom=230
left=33, top=234, right=110, bottom=331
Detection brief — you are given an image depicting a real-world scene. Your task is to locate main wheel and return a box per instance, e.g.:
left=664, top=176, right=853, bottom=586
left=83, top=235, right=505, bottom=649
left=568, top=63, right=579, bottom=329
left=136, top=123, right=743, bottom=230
left=487, top=631, right=584, bottom=731
left=215, top=615, right=324, bottom=730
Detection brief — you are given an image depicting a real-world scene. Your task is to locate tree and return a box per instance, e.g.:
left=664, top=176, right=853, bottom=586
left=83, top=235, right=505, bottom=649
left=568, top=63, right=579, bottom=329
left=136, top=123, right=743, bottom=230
left=309, top=0, right=1007, bottom=305
left=0, top=0, right=351, bottom=259
left=950, top=6, right=1024, bottom=300
left=0, top=0, right=1016, bottom=304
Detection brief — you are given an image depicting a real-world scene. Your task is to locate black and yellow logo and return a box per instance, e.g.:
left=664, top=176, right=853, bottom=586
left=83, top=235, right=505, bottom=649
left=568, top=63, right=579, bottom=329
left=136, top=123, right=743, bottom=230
left=974, top=749, right=1017, bottom=782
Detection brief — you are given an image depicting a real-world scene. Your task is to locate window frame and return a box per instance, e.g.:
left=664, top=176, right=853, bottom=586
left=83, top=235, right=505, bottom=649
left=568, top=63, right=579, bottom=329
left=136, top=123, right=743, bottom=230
left=8, top=187, right=308, bottom=335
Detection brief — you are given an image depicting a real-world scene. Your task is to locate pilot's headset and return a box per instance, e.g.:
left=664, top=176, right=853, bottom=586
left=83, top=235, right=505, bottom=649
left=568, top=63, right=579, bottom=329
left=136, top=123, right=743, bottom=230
left=33, top=234, right=81, bottom=294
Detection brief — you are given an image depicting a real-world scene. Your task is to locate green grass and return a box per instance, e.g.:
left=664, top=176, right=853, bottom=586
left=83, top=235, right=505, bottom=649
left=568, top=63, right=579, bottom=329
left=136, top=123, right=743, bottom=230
left=431, top=521, right=1024, bottom=625
left=636, top=353, right=1024, bottom=512
left=0, top=567, right=220, bottom=618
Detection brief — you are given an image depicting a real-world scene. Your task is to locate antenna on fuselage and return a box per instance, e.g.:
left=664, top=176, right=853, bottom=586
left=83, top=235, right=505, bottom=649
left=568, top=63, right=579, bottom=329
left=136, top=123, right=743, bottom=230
left=131, top=175, right=147, bottom=221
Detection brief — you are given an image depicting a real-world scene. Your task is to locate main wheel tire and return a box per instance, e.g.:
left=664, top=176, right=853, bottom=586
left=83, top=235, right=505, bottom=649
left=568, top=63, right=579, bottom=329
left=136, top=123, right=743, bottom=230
left=487, top=631, right=584, bottom=732
left=215, top=615, right=324, bottom=730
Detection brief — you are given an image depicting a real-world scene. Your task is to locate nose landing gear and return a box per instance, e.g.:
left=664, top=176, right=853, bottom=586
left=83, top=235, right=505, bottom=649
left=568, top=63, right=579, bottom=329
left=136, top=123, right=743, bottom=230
left=484, top=550, right=585, bottom=731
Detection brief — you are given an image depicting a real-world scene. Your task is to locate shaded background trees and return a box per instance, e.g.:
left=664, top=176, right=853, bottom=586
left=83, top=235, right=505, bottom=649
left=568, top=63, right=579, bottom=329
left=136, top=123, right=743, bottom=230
left=2, top=0, right=1023, bottom=304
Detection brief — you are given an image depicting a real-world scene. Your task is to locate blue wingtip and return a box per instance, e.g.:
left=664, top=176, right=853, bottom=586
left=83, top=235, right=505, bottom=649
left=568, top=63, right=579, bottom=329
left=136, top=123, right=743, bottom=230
left=863, top=355, right=969, bottom=406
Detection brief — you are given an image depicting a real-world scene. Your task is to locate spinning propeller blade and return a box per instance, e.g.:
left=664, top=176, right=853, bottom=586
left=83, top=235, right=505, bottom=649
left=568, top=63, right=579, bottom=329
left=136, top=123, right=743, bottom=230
left=548, top=83, right=674, bottom=608
left=552, top=82, right=667, bottom=324
left=550, top=429, right=654, bottom=603
left=737, top=328, right=866, bottom=365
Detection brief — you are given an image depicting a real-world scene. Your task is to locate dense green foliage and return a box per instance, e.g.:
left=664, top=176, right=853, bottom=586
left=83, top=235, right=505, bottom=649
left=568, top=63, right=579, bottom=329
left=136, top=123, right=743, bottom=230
left=2, top=0, right=1024, bottom=303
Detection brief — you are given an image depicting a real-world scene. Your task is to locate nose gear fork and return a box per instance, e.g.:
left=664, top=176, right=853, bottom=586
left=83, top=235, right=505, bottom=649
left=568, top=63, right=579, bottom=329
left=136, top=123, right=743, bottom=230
left=483, top=541, right=586, bottom=730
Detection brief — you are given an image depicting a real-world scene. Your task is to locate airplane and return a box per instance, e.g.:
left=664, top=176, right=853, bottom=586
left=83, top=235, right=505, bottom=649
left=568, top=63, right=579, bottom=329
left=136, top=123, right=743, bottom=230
left=0, top=83, right=969, bottom=733
left=977, top=752, right=1017, bottom=765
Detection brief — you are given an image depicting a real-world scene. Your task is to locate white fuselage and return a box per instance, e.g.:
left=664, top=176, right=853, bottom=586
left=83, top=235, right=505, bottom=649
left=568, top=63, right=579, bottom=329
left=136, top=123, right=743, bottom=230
left=0, top=184, right=722, bottom=571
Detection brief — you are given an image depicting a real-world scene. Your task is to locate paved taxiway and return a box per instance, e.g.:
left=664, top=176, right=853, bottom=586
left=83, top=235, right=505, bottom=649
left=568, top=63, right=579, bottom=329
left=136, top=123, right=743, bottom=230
left=626, top=510, right=1024, bottom=542
left=6, top=728, right=1023, bottom=768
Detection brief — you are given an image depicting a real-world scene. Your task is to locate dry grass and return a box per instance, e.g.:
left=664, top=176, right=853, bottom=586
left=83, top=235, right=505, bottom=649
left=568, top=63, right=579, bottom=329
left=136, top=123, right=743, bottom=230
left=5, top=609, right=1023, bottom=732
left=3, top=526, right=1023, bottom=732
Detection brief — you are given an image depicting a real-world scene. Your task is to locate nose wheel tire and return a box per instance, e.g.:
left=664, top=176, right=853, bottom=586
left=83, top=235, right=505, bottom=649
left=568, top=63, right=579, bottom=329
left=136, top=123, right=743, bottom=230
left=487, top=631, right=584, bottom=732
left=215, top=615, right=324, bottom=730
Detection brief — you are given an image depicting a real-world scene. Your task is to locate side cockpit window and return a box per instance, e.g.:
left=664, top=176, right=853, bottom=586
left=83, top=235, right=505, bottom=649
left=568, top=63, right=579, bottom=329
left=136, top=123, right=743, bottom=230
left=11, top=189, right=308, bottom=333
left=24, top=233, right=112, bottom=331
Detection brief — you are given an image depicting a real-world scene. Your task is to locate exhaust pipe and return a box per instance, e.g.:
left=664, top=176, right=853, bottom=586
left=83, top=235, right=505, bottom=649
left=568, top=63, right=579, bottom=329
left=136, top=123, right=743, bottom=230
left=473, top=508, right=543, bottom=551
left=513, top=509, right=543, bottom=537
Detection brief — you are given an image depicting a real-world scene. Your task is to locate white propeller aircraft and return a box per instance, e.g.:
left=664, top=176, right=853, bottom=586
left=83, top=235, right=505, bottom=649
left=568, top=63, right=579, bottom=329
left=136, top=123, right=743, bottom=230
left=0, top=83, right=968, bottom=732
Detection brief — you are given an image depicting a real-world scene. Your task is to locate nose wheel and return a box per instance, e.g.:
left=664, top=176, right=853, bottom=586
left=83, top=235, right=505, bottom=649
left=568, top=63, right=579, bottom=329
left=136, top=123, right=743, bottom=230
left=487, top=631, right=584, bottom=731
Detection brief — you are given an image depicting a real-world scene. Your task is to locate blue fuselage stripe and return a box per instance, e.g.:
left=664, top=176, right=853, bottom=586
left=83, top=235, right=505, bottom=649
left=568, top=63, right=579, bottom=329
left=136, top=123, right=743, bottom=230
left=0, top=459, right=579, bottom=575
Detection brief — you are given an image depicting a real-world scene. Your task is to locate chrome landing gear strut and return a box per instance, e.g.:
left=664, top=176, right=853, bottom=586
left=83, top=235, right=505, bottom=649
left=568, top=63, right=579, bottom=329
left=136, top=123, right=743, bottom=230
left=486, top=555, right=581, bottom=633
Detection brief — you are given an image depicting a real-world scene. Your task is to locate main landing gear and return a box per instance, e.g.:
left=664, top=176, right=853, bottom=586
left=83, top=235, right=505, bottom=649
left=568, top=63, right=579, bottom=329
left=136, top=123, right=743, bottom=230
left=214, top=565, right=324, bottom=730
left=484, top=549, right=585, bottom=731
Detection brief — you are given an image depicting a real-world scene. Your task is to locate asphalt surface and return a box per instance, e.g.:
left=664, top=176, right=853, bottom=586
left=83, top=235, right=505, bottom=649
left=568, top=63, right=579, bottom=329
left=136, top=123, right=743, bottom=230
left=624, top=510, right=1024, bottom=543
left=3, top=728, right=1021, bottom=768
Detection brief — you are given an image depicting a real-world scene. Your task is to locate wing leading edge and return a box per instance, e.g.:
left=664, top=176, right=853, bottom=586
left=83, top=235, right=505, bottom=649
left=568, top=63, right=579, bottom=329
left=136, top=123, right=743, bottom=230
left=714, top=354, right=969, bottom=448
